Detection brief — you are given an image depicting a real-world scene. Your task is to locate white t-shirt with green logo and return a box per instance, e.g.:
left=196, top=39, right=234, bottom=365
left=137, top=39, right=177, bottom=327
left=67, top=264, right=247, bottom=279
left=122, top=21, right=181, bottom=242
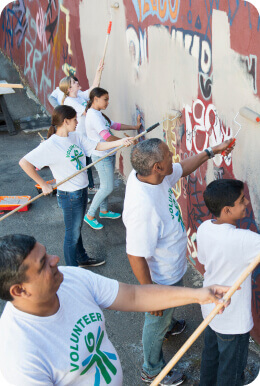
left=85, top=108, right=115, bottom=157
left=123, top=164, right=187, bottom=285
left=24, top=132, right=97, bottom=192
left=0, top=267, right=122, bottom=385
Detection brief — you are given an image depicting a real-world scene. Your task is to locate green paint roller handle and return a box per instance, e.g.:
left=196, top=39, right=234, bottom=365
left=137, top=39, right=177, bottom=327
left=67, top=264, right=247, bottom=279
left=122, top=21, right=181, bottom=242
left=221, top=138, right=236, bottom=156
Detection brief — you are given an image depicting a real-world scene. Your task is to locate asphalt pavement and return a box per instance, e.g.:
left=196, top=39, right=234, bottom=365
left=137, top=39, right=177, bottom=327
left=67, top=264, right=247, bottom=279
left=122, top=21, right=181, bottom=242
left=0, top=129, right=259, bottom=385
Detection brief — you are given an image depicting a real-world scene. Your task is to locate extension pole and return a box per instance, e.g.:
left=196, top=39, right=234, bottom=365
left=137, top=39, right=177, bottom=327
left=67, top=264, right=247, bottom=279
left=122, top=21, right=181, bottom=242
left=0, top=121, right=161, bottom=222
left=150, top=253, right=260, bottom=386
left=97, top=19, right=113, bottom=85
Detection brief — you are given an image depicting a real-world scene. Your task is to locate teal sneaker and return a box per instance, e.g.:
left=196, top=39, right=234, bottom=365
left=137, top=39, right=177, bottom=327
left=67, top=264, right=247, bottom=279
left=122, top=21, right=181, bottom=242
left=99, top=211, right=121, bottom=219
left=84, top=216, right=104, bottom=230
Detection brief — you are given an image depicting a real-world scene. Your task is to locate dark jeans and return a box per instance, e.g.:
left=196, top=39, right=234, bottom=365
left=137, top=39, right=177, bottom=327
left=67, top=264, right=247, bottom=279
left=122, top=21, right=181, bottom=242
left=200, top=326, right=250, bottom=386
left=57, top=187, right=90, bottom=266
left=86, top=156, right=94, bottom=189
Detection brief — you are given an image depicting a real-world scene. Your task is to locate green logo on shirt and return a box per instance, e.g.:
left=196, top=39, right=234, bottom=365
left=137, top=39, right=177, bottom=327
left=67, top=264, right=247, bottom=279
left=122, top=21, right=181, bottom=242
left=81, top=326, right=117, bottom=384
left=168, top=188, right=185, bottom=231
left=66, top=144, right=84, bottom=170
left=71, top=149, right=84, bottom=170
left=69, top=313, right=117, bottom=385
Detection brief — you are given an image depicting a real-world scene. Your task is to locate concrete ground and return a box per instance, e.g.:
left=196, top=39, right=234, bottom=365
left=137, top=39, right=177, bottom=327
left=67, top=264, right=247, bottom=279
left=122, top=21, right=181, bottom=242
left=0, top=129, right=259, bottom=385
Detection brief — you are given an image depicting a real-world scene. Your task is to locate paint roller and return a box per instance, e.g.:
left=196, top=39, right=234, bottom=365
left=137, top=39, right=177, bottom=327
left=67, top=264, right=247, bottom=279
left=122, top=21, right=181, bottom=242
left=97, top=2, right=119, bottom=85
left=221, top=107, right=260, bottom=156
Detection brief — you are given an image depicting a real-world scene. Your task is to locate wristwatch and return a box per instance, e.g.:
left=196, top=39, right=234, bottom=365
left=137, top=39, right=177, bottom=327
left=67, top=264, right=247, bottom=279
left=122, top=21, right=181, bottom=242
left=204, top=147, right=215, bottom=159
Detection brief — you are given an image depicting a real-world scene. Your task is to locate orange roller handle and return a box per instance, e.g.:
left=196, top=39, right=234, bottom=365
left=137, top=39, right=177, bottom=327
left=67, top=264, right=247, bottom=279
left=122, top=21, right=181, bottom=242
left=221, top=138, right=236, bottom=156
left=107, top=21, right=112, bottom=34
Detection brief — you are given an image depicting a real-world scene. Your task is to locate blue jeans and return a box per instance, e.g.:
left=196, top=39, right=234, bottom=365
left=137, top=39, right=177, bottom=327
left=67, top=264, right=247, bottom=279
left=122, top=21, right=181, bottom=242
left=87, top=154, right=116, bottom=217
left=142, top=279, right=183, bottom=376
left=57, top=187, right=90, bottom=267
left=86, top=156, right=94, bottom=189
left=200, top=326, right=250, bottom=386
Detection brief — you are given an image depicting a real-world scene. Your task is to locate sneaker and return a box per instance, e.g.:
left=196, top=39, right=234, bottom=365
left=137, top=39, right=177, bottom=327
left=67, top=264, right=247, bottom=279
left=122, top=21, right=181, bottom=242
left=78, top=258, right=106, bottom=267
left=167, top=320, right=186, bottom=336
left=99, top=211, right=121, bottom=219
left=84, top=216, right=104, bottom=230
left=141, top=369, right=185, bottom=385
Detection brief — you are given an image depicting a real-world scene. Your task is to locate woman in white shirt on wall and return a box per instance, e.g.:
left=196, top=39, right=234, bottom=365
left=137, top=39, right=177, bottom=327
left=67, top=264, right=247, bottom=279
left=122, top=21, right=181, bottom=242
left=19, top=105, right=133, bottom=267
left=84, top=87, right=141, bottom=230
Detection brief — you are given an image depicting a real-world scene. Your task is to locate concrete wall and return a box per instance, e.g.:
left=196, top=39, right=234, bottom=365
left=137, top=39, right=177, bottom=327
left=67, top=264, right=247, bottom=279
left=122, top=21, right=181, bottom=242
left=1, top=0, right=260, bottom=341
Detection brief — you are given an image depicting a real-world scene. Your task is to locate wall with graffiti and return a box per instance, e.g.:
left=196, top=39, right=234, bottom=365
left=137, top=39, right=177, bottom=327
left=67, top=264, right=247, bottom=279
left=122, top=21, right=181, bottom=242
left=1, top=0, right=260, bottom=341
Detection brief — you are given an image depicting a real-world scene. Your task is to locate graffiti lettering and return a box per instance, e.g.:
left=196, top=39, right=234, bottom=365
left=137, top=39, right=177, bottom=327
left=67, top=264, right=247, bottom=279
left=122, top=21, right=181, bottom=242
left=184, top=99, right=232, bottom=167
left=36, top=7, right=47, bottom=50
left=45, top=15, right=58, bottom=44
left=132, top=0, right=181, bottom=23
left=2, top=0, right=28, bottom=57
left=240, top=54, right=257, bottom=94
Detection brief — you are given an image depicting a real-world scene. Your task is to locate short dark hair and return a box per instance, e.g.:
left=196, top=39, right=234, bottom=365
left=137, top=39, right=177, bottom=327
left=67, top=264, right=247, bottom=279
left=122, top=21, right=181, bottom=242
left=0, top=234, right=36, bottom=301
left=131, top=138, right=164, bottom=176
left=203, top=179, right=244, bottom=217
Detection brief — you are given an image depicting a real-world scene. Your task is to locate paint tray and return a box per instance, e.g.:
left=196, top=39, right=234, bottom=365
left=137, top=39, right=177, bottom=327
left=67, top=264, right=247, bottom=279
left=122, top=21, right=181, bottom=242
left=0, top=196, right=31, bottom=212
left=35, top=179, right=57, bottom=194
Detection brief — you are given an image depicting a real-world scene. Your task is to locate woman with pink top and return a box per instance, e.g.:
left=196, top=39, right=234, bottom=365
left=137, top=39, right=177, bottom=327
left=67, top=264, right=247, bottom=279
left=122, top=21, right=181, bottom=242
left=84, top=87, right=141, bottom=230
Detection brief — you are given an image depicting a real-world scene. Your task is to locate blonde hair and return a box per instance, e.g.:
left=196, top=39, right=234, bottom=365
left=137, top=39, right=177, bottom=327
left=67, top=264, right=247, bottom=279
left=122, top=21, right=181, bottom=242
left=59, top=76, right=72, bottom=105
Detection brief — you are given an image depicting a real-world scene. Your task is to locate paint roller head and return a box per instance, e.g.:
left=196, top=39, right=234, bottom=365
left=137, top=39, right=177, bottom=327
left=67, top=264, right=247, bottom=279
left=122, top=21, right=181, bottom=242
left=168, top=110, right=182, bottom=120
left=239, top=107, right=260, bottom=123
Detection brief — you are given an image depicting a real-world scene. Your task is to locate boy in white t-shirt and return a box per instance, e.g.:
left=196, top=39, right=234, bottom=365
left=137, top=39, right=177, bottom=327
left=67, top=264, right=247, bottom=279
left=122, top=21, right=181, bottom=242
left=197, top=179, right=260, bottom=386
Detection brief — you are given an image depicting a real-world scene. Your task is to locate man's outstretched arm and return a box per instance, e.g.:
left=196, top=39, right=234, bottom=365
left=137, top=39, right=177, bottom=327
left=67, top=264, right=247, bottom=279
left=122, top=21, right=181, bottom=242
left=108, top=282, right=230, bottom=313
left=180, top=139, right=234, bottom=177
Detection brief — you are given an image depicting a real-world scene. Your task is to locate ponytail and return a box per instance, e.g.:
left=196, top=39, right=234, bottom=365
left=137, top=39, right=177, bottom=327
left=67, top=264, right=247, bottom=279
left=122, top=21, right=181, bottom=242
left=47, top=124, right=56, bottom=139
left=101, top=113, right=111, bottom=126
left=85, top=99, right=92, bottom=113
left=59, top=76, right=72, bottom=105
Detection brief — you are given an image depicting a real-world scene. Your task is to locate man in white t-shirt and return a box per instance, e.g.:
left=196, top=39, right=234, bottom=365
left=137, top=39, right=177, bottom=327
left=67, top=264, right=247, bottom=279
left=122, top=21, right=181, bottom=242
left=123, top=138, right=234, bottom=385
left=197, top=179, right=260, bottom=386
left=0, top=234, right=231, bottom=386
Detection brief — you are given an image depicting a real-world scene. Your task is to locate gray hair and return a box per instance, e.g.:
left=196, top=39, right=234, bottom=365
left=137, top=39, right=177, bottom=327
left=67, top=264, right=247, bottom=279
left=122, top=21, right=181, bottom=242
left=131, top=138, right=164, bottom=176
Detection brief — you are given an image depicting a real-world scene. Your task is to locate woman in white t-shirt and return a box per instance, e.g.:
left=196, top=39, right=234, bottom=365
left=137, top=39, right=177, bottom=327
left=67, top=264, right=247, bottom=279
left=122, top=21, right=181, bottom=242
left=84, top=87, right=141, bottom=230
left=58, top=68, right=103, bottom=193
left=19, top=105, right=133, bottom=268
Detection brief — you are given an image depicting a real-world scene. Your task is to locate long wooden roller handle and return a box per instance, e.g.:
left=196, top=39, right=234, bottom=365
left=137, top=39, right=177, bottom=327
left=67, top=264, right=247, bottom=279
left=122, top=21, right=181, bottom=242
left=151, top=253, right=260, bottom=386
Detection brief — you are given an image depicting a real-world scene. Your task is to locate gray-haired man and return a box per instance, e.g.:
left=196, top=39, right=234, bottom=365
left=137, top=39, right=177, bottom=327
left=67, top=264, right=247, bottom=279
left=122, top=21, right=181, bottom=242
left=123, top=137, right=233, bottom=385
